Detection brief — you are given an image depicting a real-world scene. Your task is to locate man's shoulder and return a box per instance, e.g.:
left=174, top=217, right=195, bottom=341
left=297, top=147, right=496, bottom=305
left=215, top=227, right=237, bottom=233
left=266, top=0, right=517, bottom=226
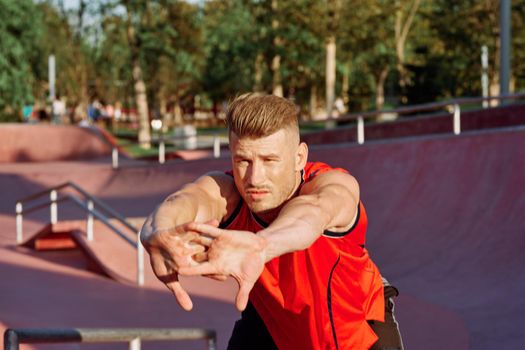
left=304, top=162, right=349, bottom=182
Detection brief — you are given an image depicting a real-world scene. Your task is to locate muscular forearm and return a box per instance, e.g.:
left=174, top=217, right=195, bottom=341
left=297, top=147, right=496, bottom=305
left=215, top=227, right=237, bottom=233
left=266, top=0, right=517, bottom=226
left=141, top=179, right=227, bottom=244
left=258, top=195, right=330, bottom=262
left=258, top=177, right=358, bottom=262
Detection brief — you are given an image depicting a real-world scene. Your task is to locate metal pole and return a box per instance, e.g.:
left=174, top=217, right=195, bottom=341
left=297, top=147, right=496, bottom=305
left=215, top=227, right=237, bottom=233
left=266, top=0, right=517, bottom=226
left=16, top=202, right=23, bottom=244
left=48, top=55, right=56, bottom=102
left=159, top=139, right=165, bottom=164
left=213, top=136, right=220, bottom=158
left=87, top=200, right=94, bottom=241
left=112, top=147, right=119, bottom=169
left=129, top=337, right=141, bottom=350
left=453, top=104, right=461, bottom=135
left=500, top=0, right=511, bottom=97
left=4, top=329, right=19, bottom=350
left=481, top=45, right=489, bottom=108
left=50, top=190, right=58, bottom=224
left=208, top=336, right=217, bottom=350
left=357, top=116, right=365, bottom=144
left=137, top=233, right=144, bottom=286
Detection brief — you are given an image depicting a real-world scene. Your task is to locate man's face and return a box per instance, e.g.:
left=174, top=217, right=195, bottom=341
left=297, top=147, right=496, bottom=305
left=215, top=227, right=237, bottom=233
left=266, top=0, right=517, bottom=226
left=230, top=129, right=307, bottom=215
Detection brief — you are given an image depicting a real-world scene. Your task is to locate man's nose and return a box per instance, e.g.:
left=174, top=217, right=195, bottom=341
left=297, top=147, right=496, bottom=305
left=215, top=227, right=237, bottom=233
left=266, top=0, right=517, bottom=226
left=248, top=162, right=265, bottom=186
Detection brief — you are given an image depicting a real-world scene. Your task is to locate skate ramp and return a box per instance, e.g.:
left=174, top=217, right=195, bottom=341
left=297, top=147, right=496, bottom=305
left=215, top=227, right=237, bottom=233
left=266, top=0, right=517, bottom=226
left=0, top=124, right=114, bottom=162
left=1, top=126, right=524, bottom=349
left=308, top=126, right=525, bottom=349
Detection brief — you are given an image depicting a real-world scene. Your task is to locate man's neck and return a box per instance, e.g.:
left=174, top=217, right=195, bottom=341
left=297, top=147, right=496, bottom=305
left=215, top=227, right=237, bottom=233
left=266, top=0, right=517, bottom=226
left=256, top=171, right=303, bottom=224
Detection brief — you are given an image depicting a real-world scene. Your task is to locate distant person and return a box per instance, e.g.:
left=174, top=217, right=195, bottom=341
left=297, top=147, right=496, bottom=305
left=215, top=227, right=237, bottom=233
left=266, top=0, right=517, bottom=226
left=22, top=104, right=33, bottom=123
left=52, top=96, right=66, bottom=124
left=141, top=93, right=403, bottom=349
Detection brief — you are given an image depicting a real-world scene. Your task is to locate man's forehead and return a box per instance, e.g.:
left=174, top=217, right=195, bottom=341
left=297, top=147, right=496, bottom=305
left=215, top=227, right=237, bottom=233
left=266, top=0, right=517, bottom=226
left=229, top=128, right=297, bottom=142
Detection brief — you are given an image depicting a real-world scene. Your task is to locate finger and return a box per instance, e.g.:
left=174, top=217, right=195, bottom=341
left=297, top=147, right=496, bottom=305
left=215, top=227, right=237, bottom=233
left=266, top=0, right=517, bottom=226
left=179, top=262, right=219, bottom=276
left=192, top=251, right=208, bottom=263
left=204, top=219, right=220, bottom=227
left=236, top=280, right=255, bottom=311
left=204, top=274, right=228, bottom=281
left=186, top=223, right=224, bottom=238
left=167, top=280, right=194, bottom=311
left=191, top=235, right=213, bottom=247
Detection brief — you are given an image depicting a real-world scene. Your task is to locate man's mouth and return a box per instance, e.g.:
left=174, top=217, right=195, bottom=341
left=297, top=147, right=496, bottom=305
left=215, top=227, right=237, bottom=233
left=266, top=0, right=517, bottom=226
left=246, top=189, right=270, bottom=200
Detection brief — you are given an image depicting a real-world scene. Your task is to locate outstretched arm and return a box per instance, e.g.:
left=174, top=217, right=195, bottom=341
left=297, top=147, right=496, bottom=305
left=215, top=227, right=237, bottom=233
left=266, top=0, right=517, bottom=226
left=140, top=171, right=238, bottom=310
left=180, top=170, right=360, bottom=310
left=259, top=170, right=360, bottom=261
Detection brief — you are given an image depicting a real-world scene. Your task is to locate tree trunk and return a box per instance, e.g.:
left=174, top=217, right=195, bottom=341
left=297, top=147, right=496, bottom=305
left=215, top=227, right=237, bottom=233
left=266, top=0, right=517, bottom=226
left=395, top=0, right=421, bottom=103
left=375, top=66, right=389, bottom=111
left=342, top=61, right=350, bottom=107
left=254, top=53, right=264, bottom=92
left=125, top=2, right=151, bottom=148
left=309, top=85, right=317, bottom=121
left=325, top=35, right=336, bottom=119
left=271, top=0, right=283, bottom=97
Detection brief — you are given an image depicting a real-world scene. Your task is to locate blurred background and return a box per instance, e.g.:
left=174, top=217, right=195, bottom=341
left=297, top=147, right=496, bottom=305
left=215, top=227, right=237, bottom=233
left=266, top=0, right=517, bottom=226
left=1, top=0, right=524, bottom=149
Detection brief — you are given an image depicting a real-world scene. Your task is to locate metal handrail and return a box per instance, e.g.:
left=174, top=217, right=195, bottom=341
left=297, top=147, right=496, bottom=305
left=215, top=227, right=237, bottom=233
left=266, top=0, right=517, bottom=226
left=66, top=194, right=135, bottom=247
left=4, top=328, right=216, bottom=350
left=16, top=181, right=138, bottom=234
left=312, top=92, right=525, bottom=144
left=330, top=92, right=525, bottom=123
left=15, top=182, right=144, bottom=286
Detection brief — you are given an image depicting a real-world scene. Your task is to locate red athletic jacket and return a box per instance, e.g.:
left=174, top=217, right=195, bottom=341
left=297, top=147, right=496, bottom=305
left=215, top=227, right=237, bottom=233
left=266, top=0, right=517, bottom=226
left=222, top=162, right=384, bottom=349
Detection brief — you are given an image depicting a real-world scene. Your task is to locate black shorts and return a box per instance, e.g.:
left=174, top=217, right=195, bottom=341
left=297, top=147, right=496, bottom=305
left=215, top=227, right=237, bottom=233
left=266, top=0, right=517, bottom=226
left=227, top=285, right=403, bottom=350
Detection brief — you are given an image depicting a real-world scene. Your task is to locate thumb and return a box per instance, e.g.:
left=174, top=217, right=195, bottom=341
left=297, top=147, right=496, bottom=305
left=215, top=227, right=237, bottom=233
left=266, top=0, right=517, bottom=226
left=235, top=280, right=255, bottom=311
left=204, top=218, right=220, bottom=227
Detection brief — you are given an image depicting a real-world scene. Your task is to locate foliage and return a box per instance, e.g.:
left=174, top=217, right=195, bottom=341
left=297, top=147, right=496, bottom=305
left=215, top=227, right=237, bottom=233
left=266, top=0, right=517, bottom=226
left=0, top=0, right=41, bottom=119
left=1, top=0, right=525, bottom=123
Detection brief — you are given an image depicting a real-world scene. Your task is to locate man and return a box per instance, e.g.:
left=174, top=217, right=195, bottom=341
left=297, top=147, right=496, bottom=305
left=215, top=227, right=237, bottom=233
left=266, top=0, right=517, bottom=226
left=141, top=94, right=403, bottom=349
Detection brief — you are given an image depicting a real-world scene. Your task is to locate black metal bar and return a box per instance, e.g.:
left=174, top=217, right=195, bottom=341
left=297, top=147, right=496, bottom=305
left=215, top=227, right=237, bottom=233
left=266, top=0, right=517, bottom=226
left=16, top=182, right=70, bottom=203
left=4, top=328, right=217, bottom=349
left=19, top=196, right=69, bottom=215
left=67, top=182, right=139, bottom=233
left=310, top=92, right=525, bottom=124
left=4, top=329, right=19, bottom=350
left=66, top=195, right=136, bottom=247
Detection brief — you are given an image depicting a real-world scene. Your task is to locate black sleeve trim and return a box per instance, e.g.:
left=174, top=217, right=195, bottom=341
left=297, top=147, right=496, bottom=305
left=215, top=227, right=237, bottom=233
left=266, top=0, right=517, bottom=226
left=219, top=199, right=243, bottom=229
left=323, top=203, right=361, bottom=238
left=327, top=254, right=341, bottom=350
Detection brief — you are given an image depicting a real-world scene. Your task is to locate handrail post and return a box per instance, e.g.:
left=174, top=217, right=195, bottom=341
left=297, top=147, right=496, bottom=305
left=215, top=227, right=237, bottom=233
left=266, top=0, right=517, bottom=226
left=50, top=190, right=58, bottom=224
left=112, top=147, right=119, bottom=169
left=4, top=329, right=19, bottom=350
left=208, top=336, right=217, bottom=350
left=159, top=138, right=165, bottom=164
left=137, top=233, right=144, bottom=286
left=87, top=200, right=94, bottom=241
left=453, top=103, right=461, bottom=135
left=129, top=337, right=141, bottom=350
left=16, top=202, right=23, bottom=244
left=213, top=135, right=220, bottom=158
left=357, top=116, right=365, bottom=144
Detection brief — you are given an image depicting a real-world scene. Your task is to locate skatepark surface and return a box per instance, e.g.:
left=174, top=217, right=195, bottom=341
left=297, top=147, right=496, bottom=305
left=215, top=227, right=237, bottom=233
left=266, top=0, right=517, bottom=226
left=1, top=123, right=524, bottom=349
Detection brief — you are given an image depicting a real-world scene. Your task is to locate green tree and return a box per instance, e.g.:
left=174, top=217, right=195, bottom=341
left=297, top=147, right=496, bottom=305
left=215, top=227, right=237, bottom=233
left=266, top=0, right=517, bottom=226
left=0, top=0, right=40, bottom=120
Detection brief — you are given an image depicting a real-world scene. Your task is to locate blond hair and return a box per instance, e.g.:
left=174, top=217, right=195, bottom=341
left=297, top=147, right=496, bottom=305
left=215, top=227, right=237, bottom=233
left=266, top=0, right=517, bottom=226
left=226, top=93, right=299, bottom=138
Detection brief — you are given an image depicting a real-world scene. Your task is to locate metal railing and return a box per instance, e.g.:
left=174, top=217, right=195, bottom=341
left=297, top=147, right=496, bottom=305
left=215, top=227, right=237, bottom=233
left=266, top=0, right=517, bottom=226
left=316, top=92, right=525, bottom=145
left=4, top=328, right=216, bottom=350
left=106, top=93, right=525, bottom=167
left=111, top=133, right=227, bottom=169
left=15, top=181, right=145, bottom=286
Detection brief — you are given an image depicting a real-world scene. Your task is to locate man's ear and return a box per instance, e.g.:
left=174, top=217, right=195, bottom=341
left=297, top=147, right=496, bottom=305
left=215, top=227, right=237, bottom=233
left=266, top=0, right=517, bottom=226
left=295, top=142, right=308, bottom=171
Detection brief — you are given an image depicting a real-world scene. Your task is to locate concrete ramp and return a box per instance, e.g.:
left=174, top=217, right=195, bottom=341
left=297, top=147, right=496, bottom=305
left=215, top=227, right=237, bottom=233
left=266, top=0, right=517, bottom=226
left=1, top=124, right=524, bottom=349
left=308, top=126, right=525, bottom=349
left=0, top=124, right=114, bottom=162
